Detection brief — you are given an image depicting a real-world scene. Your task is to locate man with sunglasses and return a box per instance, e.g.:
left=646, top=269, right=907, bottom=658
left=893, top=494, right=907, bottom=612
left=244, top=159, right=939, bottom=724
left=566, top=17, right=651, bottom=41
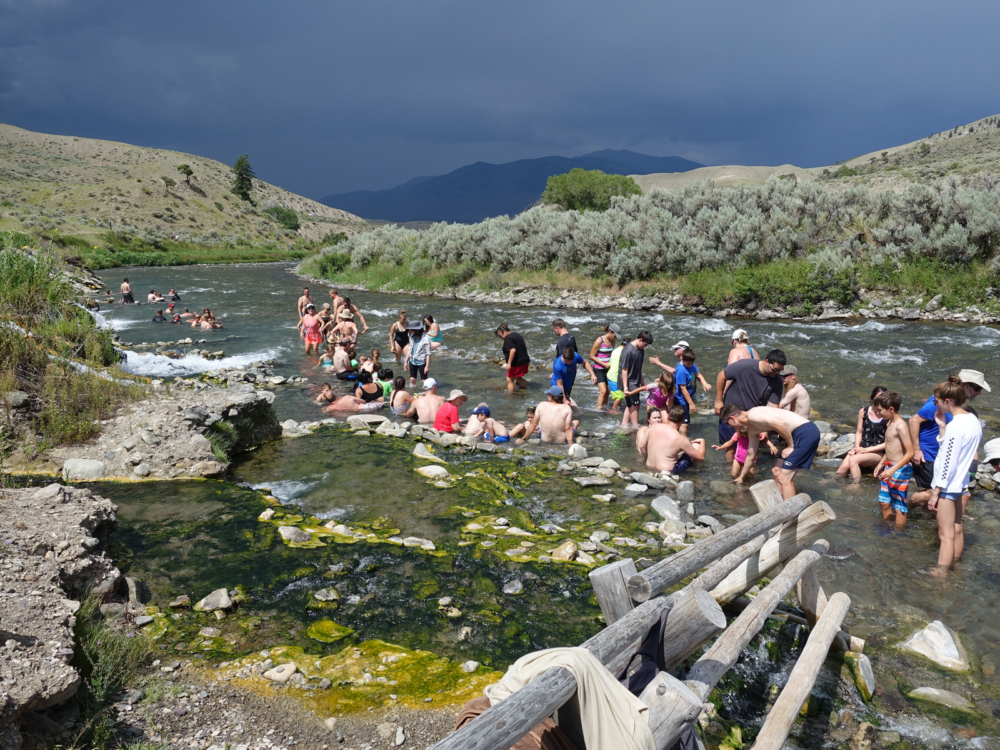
left=713, top=349, right=787, bottom=464
left=909, top=368, right=990, bottom=509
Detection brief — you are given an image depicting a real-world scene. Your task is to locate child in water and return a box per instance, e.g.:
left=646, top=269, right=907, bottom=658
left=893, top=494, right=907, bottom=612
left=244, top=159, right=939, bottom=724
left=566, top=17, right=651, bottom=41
left=466, top=405, right=510, bottom=443
left=712, top=427, right=778, bottom=480
left=320, top=345, right=336, bottom=370
left=871, top=390, right=915, bottom=530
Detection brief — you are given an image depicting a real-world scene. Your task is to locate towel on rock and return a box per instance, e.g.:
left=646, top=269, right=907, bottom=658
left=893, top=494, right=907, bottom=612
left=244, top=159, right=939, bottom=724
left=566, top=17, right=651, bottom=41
left=483, top=646, right=656, bottom=750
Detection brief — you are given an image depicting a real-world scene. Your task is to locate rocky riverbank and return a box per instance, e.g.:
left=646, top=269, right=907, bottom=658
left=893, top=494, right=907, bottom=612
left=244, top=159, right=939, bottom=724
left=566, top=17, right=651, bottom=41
left=298, top=269, right=1000, bottom=325
left=3, top=384, right=281, bottom=482
left=0, top=484, right=121, bottom=750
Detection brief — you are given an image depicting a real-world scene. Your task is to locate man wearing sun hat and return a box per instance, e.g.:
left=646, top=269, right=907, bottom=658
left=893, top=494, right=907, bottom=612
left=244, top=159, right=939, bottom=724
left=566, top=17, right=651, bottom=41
left=909, top=368, right=990, bottom=508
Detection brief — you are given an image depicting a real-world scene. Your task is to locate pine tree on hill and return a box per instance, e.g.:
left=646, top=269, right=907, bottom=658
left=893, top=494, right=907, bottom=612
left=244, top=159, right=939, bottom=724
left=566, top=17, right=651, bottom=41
left=231, top=154, right=256, bottom=206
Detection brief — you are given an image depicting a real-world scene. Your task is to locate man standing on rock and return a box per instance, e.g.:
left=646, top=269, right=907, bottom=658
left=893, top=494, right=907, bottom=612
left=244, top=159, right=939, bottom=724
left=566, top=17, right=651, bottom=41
left=515, top=386, right=578, bottom=445
left=405, top=378, right=445, bottom=422
left=721, top=403, right=820, bottom=498
left=496, top=324, right=530, bottom=393
left=714, top=349, right=787, bottom=464
left=297, top=287, right=314, bottom=319
left=619, top=331, right=653, bottom=428
left=909, top=368, right=990, bottom=509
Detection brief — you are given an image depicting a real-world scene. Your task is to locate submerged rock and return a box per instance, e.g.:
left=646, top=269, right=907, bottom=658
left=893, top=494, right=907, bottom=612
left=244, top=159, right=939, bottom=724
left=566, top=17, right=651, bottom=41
left=676, top=481, right=695, bottom=502
left=415, top=465, right=450, bottom=479
left=907, top=687, right=977, bottom=715
left=898, top=620, right=970, bottom=671
left=278, top=526, right=312, bottom=544
left=306, top=618, right=354, bottom=643
left=503, top=580, right=524, bottom=595
left=194, top=588, right=233, bottom=612
left=314, top=587, right=340, bottom=602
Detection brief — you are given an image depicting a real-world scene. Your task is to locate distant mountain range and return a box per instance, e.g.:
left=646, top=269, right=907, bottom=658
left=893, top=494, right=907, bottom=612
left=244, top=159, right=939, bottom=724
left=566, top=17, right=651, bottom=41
left=319, top=149, right=703, bottom=223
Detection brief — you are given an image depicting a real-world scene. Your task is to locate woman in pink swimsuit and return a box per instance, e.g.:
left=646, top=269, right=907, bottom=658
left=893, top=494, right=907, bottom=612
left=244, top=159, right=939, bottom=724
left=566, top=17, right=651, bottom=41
left=298, top=303, right=323, bottom=355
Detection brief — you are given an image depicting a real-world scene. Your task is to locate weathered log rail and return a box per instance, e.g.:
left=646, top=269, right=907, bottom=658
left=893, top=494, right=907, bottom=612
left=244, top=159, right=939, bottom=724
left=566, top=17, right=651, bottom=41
left=429, top=481, right=864, bottom=750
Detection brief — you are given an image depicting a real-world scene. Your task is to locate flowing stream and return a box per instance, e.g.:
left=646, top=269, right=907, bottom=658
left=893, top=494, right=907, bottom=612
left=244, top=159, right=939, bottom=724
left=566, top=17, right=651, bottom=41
left=91, top=263, right=1000, bottom=745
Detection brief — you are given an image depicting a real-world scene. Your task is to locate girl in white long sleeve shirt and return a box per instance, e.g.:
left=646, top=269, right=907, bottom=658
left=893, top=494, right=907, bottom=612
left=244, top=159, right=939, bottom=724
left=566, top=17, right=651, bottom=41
left=928, top=376, right=982, bottom=568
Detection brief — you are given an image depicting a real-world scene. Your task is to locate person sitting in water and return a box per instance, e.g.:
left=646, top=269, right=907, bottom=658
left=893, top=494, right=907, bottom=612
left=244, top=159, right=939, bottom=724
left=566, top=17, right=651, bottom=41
left=465, top=404, right=510, bottom=443
left=319, top=345, right=336, bottom=370
left=778, top=365, right=811, bottom=418
left=152, top=309, right=167, bottom=323
left=388, top=376, right=415, bottom=416
left=640, top=404, right=706, bottom=474
left=103, top=290, right=116, bottom=305
left=515, top=387, right=579, bottom=445
left=200, top=316, right=215, bottom=331
left=171, top=314, right=182, bottom=324
left=322, top=392, right=379, bottom=414
left=168, top=288, right=181, bottom=301
left=636, top=407, right=663, bottom=460
left=207, top=312, right=223, bottom=329
left=314, top=382, right=337, bottom=404
left=837, top=386, right=888, bottom=479
left=404, top=378, right=444, bottom=422
left=424, top=315, right=443, bottom=350
left=375, top=367, right=394, bottom=398
left=721, top=403, right=821, bottom=497
left=333, top=341, right=358, bottom=381
left=434, top=390, right=467, bottom=433
left=507, top=406, right=537, bottom=441
left=354, top=370, right=386, bottom=405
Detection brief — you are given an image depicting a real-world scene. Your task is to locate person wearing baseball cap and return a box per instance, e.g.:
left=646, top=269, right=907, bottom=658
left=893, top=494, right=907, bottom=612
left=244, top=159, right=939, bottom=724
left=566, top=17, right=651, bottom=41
left=515, top=386, right=580, bottom=445
left=778, top=365, right=811, bottom=418
left=728, top=329, right=758, bottom=364
left=433, top=390, right=467, bottom=433
left=589, top=323, right=621, bottom=410
left=403, top=377, right=443, bottom=422
left=650, top=339, right=712, bottom=398
left=466, top=403, right=511, bottom=443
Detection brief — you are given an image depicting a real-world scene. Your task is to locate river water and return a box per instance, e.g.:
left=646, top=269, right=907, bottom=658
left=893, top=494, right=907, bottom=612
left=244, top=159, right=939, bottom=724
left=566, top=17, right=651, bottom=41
left=94, top=263, right=1000, bottom=743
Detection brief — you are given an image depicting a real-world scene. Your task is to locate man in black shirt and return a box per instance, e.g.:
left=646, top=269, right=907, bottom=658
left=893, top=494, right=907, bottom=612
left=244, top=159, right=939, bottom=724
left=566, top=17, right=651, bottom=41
left=151, top=309, right=167, bottom=323
left=618, top=330, right=653, bottom=427
left=553, top=318, right=577, bottom=359
left=713, top=349, right=786, bottom=463
left=496, top=323, right=531, bottom=393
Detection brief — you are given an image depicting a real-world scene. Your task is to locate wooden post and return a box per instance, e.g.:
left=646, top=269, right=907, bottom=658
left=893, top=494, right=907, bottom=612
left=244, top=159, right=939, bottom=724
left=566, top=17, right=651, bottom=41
left=751, top=592, right=852, bottom=750
left=661, top=589, right=727, bottom=670
left=686, top=534, right=768, bottom=593
left=708, top=502, right=836, bottom=604
left=639, top=672, right=706, bottom=750
left=627, top=493, right=813, bottom=603
left=686, top=541, right=829, bottom=701
left=589, top=558, right=638, bottom=625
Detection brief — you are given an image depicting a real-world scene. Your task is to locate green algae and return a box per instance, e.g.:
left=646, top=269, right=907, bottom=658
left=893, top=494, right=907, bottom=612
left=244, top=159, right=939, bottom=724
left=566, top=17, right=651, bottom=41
left=306, top=618, right=355, bottom=643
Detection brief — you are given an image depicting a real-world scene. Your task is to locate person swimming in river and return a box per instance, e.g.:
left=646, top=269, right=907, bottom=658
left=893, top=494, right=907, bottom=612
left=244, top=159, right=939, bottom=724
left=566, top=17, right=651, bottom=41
left=168, top=288, right=181, bottom=301
left=314, top=382, right=336, bottom=404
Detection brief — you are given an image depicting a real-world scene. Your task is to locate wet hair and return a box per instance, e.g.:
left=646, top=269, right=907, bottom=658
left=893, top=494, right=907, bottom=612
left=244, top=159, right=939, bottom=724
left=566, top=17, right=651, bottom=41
left=765, top=349, right=787, bottom=367
left=720, top=403, right=744, bottom=423
left=934, top=374, right=967, bottom=406
left=392, top=376, right=406, bottom=391
left=645, top=407, right=661, bottom=425
left=496, top=323, right=510, bottom=336
left=681, top=347, right=696, bottom=363
left=636, top=330, right=653, bottom=344
left=656, top=371, right=674, bottom=395
left=869, top=385, right=888, bottom=401
left=552, top=318, right=566, bottom=329
left=357, top=370, right=373, bottom=385
left=561, top=345, right=576, bottom=361
left=873, top=390, right=902, bottom=412
left=667, top=405, right=686, bottom=424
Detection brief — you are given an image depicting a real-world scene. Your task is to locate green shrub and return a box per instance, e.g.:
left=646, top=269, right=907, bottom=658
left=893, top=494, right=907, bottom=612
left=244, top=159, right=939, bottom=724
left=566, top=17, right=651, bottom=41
left=542, top=168, right=642, bottom=211
left=317, top=251, right=350, bottom=276
left=444, top=265, right=476, bottom=286
left=214, top=201, right=224, bottom=211
left=263, top=205, right=300, bottom=230
left=321, top=231, right=348, bottom=245
left=410, top=257, right=434, bottom=275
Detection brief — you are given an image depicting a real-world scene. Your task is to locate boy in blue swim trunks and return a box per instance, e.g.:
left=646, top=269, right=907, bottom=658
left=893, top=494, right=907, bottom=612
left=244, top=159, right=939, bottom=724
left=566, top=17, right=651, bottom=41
left=871, top=390, right=914, bottom=530
left=721, top=403, right=820, bottom=499
left=466, top=404, right=510, bottom=443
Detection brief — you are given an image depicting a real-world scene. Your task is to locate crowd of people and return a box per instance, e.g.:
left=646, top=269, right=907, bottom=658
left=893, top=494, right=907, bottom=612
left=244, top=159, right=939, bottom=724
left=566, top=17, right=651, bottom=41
left=297, top=291, right=995, bottom=574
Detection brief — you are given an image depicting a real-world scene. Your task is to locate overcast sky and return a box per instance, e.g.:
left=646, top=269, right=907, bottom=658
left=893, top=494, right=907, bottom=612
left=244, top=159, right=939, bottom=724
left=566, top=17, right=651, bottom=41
left=1, top=1, right=998, bottom=198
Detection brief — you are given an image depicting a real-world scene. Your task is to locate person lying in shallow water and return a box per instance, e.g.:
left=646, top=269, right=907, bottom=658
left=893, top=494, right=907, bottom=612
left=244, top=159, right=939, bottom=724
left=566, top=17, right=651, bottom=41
left=321, top=392, right=382, bottom=413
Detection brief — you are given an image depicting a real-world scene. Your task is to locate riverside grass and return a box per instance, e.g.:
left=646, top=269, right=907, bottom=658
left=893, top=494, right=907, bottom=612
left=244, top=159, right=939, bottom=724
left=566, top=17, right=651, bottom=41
left=0, top=231, right=145, bottom=451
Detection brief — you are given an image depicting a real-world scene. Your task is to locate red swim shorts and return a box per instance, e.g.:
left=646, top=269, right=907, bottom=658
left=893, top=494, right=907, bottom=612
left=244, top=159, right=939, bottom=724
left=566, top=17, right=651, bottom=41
left=304, top=331, right=323, bottom=345
left=507, top=364, right=530, bottom=379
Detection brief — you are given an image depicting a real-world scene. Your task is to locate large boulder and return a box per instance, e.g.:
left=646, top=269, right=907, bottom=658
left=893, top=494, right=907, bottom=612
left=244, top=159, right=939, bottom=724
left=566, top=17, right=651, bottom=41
left=651, top=495, right=683, bottom=521
left=62, top=458, right=104, bottom=481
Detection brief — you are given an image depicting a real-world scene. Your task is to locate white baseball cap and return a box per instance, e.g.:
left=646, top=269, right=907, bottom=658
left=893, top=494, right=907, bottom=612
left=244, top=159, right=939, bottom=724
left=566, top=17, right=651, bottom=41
left=671, top=340, right=690, bottom=350
left=732, top=329, right=749, bottom=340
left=422, top=378, right=438, bottom=390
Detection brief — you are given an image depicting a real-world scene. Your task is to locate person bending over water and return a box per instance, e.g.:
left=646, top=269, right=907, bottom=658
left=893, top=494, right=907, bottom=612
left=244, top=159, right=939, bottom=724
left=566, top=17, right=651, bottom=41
left=837, top=386, right=887, bottom=479
left=778, top=366, right=811, bottom=418
left=515, top=387, right=578, bottom=445
left=721, top=403, right=820, bottom=498
left=424, top=316, right=443, bottom=350
left=465, top=405, right=510, bottom=443
left=927, top=375, right=983, bottom=570
left=871, top=390, right=915, bottom=530
left=589, top=323, right=619, bottom=410
left=389, top=376, right=415, bottom=416
left=405, top=378, right=444, bottom=422
left=639, top=404, right=706, bottom=474
left=550, top=345, right=596, bottom=406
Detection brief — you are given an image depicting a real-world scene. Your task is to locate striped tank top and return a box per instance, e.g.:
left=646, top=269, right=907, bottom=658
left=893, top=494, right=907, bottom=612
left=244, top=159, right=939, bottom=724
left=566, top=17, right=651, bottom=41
left=594, top=336, right=613, bottom=369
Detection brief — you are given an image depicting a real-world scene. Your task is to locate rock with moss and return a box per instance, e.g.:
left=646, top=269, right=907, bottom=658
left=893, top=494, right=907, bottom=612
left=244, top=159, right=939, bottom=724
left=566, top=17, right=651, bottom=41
left=306, top=618, right=355, bottom=643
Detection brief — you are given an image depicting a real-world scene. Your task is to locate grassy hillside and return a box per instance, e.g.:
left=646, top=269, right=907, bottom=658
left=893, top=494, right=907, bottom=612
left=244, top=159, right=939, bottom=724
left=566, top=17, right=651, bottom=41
left=0, top=124, right=369, bottom=268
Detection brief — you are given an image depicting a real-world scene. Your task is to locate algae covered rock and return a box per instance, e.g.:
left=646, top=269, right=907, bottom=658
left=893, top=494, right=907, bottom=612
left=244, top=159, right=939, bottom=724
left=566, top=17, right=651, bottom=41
left=898, top=620, right=970, bottom=671
left=907, top=686, right=978, bottom=716
left=263, top=662, right=298, bottom=682
left=416, top=465, right=450, bottom=479
left=278, top=526, right=312, bottom=544
left=843, top=651, right=876, bottom=702
left=307, top=618, right=355, bottom=644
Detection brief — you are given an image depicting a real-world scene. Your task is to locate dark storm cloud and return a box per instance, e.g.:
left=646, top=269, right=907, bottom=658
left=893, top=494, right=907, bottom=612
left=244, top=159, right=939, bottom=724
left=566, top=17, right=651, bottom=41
left=1, top=0, right=999, bottom=197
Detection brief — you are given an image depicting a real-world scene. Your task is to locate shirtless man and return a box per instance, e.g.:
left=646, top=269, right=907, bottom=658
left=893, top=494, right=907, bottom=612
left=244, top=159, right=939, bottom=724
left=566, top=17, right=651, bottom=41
left=778, top=366, right=811, bottom=418
left=322, top=394, right=370, bottom=414
left=332, top=341, right=358, bottom=381
left=337, top=297, right=369, bottom=334
left=297, top=287, right=314, bottom=319
left=330, top=310, right=359, bottom=344
left=727, top=329, right=758, bottom=364
left=120, top=278, right=135, bottom=305
left=720, top=403, right=821, bottom=499
left=515, top=387, right=578, bottom=445
left=405, top=378, right=445, bottom=422
left=329, top=288, right=344, bottom=316
left=640, top=405, right=706, bottom=474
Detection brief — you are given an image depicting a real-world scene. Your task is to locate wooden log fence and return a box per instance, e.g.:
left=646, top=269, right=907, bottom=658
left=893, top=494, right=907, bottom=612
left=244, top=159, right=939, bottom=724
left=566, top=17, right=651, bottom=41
left=429, top=483, right=863, bottom=750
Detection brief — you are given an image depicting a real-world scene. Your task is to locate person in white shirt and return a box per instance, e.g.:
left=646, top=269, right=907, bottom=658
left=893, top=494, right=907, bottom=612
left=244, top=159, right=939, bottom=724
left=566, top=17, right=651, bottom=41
left=928, top=375, right=982, bottom=570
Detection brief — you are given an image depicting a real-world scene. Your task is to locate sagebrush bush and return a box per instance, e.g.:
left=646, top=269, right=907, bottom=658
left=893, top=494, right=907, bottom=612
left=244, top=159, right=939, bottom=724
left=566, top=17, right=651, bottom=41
left=318, top=176, right=1000, bottom=286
